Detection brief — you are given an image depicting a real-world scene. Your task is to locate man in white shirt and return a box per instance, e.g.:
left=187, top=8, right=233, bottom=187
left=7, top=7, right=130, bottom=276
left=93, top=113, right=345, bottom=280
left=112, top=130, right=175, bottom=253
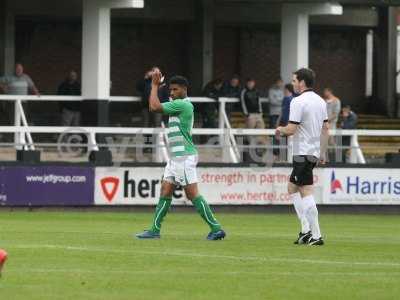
left=0, top=63, right=40, bottom=125
left=323, top=88, right=341, bottom=130
left=276, top=68, right=329, bottom=246
left=0, top=63, right=39, bottom=96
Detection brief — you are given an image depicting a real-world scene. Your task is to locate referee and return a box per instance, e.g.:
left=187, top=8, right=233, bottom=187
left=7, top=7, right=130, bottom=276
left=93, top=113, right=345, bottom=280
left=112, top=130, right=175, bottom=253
left=276, top=68, right=329, bottom=246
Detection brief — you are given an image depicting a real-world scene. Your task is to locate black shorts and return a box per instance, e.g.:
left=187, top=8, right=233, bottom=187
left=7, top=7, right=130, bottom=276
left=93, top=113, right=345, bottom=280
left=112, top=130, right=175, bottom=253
left=290, top=155, right=318, bottom=186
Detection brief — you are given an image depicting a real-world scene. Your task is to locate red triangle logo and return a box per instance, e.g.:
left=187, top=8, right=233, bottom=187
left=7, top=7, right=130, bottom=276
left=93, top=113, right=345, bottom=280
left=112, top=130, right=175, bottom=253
left=100, top=177, right=120, bottom=202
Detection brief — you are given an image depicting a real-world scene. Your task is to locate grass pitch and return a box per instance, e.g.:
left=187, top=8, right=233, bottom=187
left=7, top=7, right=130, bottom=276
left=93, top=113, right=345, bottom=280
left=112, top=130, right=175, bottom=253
left=0, top=211, right=399, bottom=300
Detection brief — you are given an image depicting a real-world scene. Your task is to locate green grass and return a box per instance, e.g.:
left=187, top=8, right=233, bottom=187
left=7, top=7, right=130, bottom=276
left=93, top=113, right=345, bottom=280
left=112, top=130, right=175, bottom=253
left=0, top=211, right=399, bottom=300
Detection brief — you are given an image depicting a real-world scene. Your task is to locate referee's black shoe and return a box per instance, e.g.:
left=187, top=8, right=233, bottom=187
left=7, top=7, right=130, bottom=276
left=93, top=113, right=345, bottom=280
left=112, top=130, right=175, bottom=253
left=308, top=237, right=324, bottom=246
left=294, top=231, right=312, bottom=245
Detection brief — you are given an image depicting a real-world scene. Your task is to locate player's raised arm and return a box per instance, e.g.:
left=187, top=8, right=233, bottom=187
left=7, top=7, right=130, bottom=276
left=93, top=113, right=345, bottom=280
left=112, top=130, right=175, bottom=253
left=149, top=70, right=163, bottom=113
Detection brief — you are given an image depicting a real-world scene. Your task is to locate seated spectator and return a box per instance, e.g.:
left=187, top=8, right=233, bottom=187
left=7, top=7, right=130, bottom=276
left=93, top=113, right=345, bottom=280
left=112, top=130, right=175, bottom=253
left=57, top=70, right=81, bottom=127
left=340, top=105, right=358, bottom=162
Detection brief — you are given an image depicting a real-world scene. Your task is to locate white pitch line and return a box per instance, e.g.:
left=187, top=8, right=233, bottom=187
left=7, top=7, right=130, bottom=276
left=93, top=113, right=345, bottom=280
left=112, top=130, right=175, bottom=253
left=10, top=244, right=400, bottom=268
left=5, top=268, right=400, bottom=277
left=4, top=231, right=400, bottom=245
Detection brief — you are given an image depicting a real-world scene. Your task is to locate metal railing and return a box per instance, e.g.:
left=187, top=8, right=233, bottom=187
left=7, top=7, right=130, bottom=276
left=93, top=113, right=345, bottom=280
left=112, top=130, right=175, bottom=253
left=0, top=94, right=398, bottom=164
left=0, top=95, right=234, bottom=162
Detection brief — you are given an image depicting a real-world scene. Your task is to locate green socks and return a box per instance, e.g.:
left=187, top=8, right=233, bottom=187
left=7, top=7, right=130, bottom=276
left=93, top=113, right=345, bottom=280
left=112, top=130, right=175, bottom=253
left=150, top=196, right=172, bottom=233
left=192, top=195, right=221, bottom=233
left=150, top=195, right=221, bottom=234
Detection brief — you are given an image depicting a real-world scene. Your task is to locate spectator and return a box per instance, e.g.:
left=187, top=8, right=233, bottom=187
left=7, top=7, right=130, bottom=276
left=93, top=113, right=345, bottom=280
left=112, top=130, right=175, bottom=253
left=323, top=87, right=341, bottom=130
left=136, top=66, right=169, bottom=128
left=201, top=78, right=223, bottom=128
left=323, top=88, right=342, bottom=161
left=240, top=78, right=267, bottom=156
left=222, top=75, right=241, bottom=117
left=274, top=84, right=294, bottom=161
left=222, top=75, right=241, bottom=98
left=0, top=63, right=40, bottom=96
left=268, top=78, right=284, bottom=129
left=240, top=78, right=262, bottom=124
left=57, top=70, right=81, bottom=127
left=341, top=105, right=357, bottom=129
left=278, top=84, right=294, bottom=127
left=340, top=105, right=358, bottom=162
left=0, top=63, right=40, bottom=124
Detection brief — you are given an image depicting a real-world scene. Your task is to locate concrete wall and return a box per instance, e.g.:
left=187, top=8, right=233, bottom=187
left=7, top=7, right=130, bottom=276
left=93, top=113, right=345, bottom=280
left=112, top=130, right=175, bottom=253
left=14, top=20, right=368, bottom=111
left=10, top=0, right=378, bottom=27
left=5, top=0, right=385, bottom=114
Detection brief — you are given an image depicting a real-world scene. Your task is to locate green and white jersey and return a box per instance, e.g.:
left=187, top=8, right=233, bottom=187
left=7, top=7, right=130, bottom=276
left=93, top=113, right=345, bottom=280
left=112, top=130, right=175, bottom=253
left=162, top=98, right=198, bottom=157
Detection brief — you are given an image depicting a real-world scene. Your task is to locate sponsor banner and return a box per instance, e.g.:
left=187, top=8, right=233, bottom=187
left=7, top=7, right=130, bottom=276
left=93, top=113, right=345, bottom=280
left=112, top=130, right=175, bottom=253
left=94, top=167, right=324, bottom=205
left=326, top=168, right=400, bottom=204
left=0, top=166, right=94, bottom=206
left=200, top=167, right=325, bottom=205
left=95, top=167, right=186, bottom=205
left=6, top=165, right=399, bottom=206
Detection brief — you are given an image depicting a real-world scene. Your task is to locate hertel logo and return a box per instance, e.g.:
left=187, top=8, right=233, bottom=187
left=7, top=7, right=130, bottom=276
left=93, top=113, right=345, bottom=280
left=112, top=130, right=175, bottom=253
left=100, top=177, right=120, bottom=202
left=330, top=171, right=343, bottom=194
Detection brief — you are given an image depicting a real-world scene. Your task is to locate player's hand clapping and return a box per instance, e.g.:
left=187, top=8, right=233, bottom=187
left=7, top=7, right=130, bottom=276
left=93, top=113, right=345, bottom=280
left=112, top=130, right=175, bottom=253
left=151, top=70, right=162, bottom=87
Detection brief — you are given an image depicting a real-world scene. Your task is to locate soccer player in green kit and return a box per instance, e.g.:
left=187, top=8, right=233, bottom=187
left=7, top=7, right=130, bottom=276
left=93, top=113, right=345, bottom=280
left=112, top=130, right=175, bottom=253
left=136, top=70, right=226, bottom=240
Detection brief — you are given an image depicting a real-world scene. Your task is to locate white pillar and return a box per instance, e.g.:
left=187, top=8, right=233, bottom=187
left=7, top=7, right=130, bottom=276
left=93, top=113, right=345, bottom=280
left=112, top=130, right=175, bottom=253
left=387, top=6, right=397, bottom=117
left=82, top=0, right=110, bottom=99
left=0, top=4, right=5, bottom=76
left=280, top=3, right=343, bottom=83
left=0, top=0, right=15, bottom=76
left=189, top=0, right=214, bottom=93
left=202, top=0, right=214, bottom=86
left=366, top=30, right=374, bottom=98
left=396, top=25, right=400, bottom=95
left=281, top=11, right=309, bottom=84
left=81, top=0, right=144, bottom=99
left=396, top=24, right=400, bottom=117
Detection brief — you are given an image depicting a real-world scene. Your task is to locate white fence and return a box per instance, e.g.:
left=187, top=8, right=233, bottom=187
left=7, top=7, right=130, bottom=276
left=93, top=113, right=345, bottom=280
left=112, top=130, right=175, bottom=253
left=0, top=94, right=398, bottom=164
